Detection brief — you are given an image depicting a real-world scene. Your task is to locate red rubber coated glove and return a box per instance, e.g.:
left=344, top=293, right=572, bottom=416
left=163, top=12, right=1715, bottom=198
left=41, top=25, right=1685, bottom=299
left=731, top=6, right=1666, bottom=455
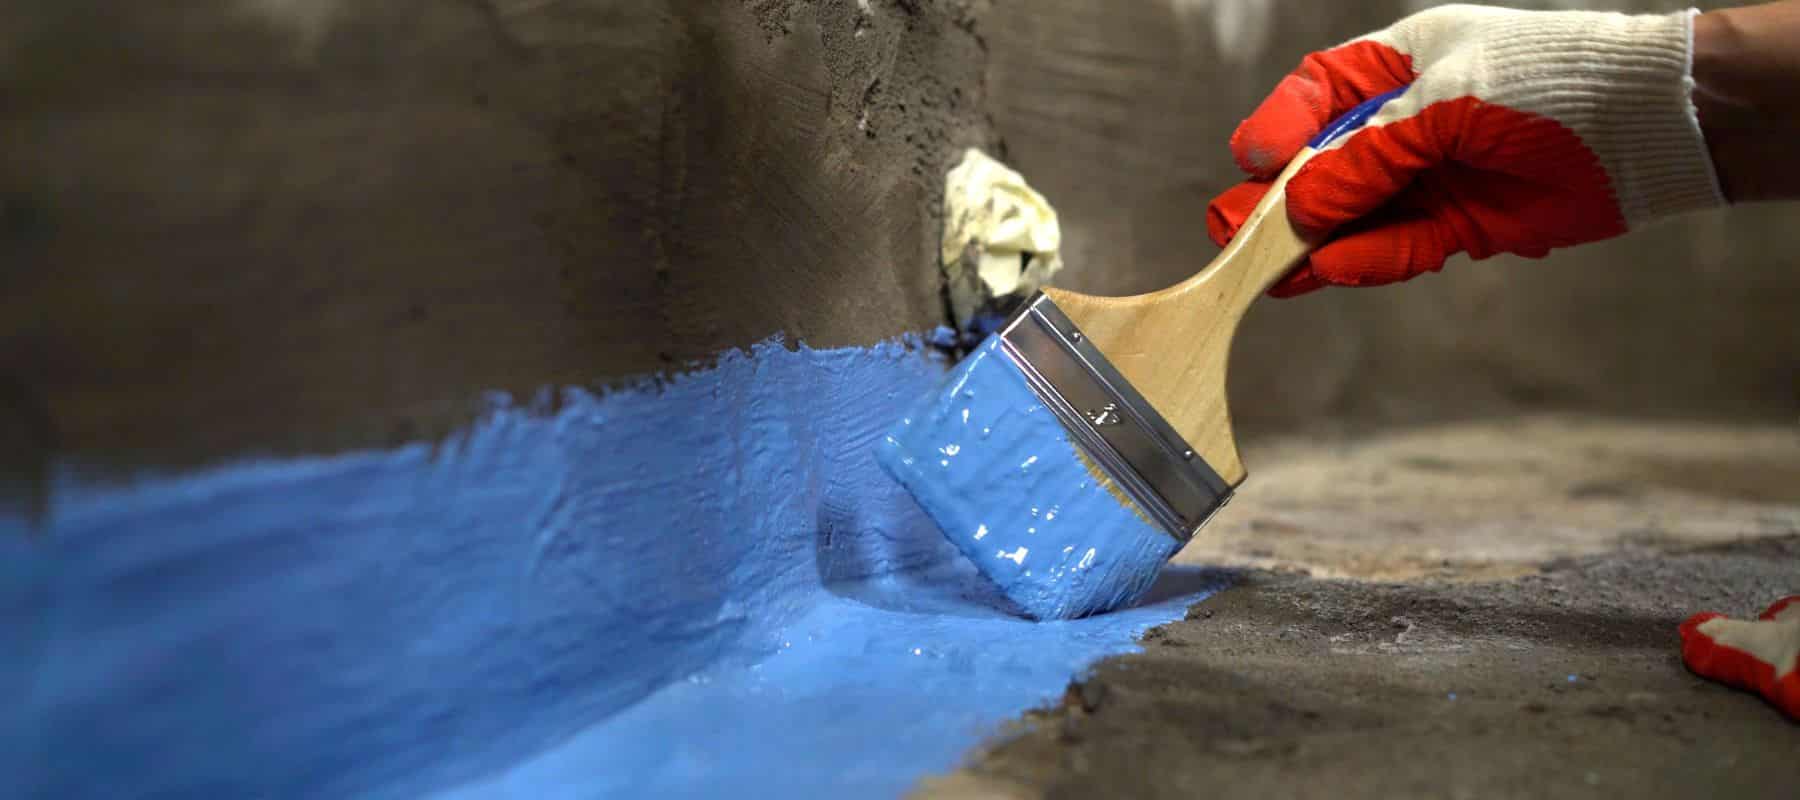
left=1208, top=5, right=1724, bottom=297
left=1681, top=596, right=1800, bottom=720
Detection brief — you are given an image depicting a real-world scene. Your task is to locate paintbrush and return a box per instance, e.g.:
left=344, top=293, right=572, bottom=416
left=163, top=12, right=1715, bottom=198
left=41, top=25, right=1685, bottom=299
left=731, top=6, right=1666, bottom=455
left=877, top=90, right=1404, bottom=620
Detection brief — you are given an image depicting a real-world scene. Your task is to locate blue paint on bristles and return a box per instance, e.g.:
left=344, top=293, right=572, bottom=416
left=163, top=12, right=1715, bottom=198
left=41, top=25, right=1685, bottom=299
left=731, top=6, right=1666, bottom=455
left=880, top=89, right=1414, bottom=620
left=876, top=337, right=1178, bottom=620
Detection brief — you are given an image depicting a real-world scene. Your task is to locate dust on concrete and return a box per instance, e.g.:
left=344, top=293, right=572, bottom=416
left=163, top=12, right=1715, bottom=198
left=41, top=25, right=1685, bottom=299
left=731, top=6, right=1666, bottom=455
left=923, top=537, right=1800, bottom=800
left=917, top=415, right=1800, bottom=799
left=1182, top=415, right=1800, bottom=582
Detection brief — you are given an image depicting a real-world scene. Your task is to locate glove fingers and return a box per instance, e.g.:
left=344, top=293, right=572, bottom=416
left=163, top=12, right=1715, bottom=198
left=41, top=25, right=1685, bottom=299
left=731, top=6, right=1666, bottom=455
left=1210, top=179, right=1326, bottom=297
left=1230, top=40, right=1415, bottom=179
left=1286, top=115, right=1446, bottom=236
left=1267, top=261, right=1330, bottom=298
left=1760, top=595, right=1800, bottom=622
left=1214, top=183, right=1453, bottom=298
left=1297, top=206, right=1455, bottom=291
left=1205, top=180, right=1273, bottom=248
left=1681, top=608, right=1800, bottom=720
left=1679, top=612, right=1759, bottom=694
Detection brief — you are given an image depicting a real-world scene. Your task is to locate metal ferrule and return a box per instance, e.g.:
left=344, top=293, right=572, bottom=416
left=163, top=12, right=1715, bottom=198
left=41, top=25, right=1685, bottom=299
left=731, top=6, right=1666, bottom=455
left=996, top=293, right=1233, bottom=542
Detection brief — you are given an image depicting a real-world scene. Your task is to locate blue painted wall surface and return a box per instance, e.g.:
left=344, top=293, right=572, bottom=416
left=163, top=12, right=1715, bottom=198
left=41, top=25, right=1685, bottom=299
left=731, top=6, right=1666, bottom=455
left=1, top=336, right=1220, bottom=799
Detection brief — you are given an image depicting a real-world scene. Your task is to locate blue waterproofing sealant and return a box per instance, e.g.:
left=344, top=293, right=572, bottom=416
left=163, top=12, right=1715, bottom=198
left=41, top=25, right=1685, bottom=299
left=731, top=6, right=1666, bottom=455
left=0, top=334, right=1225, bottom=800
left=876, top=336, right=1181, bottom=620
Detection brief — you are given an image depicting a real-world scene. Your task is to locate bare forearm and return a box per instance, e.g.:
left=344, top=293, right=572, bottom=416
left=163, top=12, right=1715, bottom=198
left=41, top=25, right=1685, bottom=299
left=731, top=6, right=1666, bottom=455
left=1694, top=1, right=1800, bottom=202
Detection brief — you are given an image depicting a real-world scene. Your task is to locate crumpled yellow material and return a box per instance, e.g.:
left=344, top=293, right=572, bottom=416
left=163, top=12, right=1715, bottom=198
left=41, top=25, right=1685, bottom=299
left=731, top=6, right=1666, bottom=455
left=940, top=148, right=1063, bottom=328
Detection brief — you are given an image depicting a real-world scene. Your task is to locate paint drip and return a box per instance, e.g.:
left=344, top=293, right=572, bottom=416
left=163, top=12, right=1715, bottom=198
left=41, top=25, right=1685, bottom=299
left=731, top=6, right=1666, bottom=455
left=876, top=335, right=1180, bottom=620
left=1, top=335, right=1223, bottom=799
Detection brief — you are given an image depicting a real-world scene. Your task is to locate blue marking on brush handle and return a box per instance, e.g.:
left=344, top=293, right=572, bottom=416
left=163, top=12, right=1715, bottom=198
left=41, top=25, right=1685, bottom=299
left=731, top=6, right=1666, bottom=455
left=1306, top=86, right=1407, bottom=149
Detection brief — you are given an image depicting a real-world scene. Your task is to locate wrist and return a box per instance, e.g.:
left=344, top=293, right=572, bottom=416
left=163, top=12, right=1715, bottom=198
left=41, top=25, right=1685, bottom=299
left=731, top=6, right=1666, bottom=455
left=1693, top=7, right=1752, bottom=201
left=1693, top=3, right=1800, bottom=203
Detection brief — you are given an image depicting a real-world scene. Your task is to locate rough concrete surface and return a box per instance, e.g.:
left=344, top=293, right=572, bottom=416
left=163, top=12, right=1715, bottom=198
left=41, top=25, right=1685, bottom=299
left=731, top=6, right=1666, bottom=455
left=4, top=0, right=1796, bottom=796
left=0, top=0, right=990, bottom=480
left=921, top=416, right=1799, bottom=799
left=9, top=0, right=1796, bottom=485
left=1183, top=415, right=1800, bottom=582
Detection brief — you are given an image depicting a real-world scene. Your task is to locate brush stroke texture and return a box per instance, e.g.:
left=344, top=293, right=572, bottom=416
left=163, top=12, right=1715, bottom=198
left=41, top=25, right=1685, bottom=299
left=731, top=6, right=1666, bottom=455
left=1, top=336, right=1221, bottom=799
left=877, top=336, right=1179, bottom=620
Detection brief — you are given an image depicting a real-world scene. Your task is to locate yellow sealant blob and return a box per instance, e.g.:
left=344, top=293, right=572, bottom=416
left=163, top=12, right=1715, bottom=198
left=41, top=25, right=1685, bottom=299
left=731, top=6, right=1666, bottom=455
left=941, top=148, right=1064, bottom=327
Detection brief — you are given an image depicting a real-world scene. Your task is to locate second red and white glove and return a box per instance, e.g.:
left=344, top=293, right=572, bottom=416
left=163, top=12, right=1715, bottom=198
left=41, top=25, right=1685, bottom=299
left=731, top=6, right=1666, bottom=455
left=1682, top=596, right=1800, bottom=720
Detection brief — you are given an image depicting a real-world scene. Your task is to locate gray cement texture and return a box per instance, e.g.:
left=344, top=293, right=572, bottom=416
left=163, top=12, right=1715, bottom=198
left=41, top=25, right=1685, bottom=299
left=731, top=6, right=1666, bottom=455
left=0, top=0, right=991, bottom=481
left=920, top=416, right=1799, bottom=799
left=9, top=0, right=1797, bottom=496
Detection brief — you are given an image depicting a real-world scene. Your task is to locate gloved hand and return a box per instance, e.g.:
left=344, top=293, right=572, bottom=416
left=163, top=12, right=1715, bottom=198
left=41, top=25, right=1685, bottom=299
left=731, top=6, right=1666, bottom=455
left=1681, top=596, right=1800, bottom=719
left=1208, top=4, right=1724, bottom=297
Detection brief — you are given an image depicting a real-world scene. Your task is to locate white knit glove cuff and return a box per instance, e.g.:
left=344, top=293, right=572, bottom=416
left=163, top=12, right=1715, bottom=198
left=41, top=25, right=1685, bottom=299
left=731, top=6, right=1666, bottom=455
left=1365, top=5, right=1725, bottom=226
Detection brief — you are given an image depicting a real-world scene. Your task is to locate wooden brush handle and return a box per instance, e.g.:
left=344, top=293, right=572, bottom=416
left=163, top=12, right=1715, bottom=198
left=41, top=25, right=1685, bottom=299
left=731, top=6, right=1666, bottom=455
left=1043, top=89, right=1404, bottom=485
left=1166, top=86, right=1409, bottom=313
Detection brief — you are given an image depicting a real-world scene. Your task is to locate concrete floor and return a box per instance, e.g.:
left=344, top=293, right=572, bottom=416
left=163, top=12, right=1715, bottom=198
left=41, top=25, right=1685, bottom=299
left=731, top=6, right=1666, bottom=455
left=918, top=416, right=1799, bottom=798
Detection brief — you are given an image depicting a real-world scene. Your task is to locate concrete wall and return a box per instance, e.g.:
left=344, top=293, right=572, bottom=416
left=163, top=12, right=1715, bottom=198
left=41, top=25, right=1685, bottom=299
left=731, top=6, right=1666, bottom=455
left=3, top=0, right=1794, bottom=496
left=0, top=0, right=990, bottom=494
left=2, top=1, right=1793, bottom=795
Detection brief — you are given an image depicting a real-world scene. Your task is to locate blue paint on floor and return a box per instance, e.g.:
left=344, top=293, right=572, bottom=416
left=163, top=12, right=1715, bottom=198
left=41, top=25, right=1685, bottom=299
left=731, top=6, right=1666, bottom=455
left=2, top=336, right=1224, bottom=799
left=438, top=564, right=1224, bottom=799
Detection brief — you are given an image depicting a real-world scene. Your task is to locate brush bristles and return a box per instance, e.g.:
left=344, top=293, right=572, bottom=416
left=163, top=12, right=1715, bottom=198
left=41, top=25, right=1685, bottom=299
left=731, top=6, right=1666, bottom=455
left=876, top=336, right=1178, bottom=620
